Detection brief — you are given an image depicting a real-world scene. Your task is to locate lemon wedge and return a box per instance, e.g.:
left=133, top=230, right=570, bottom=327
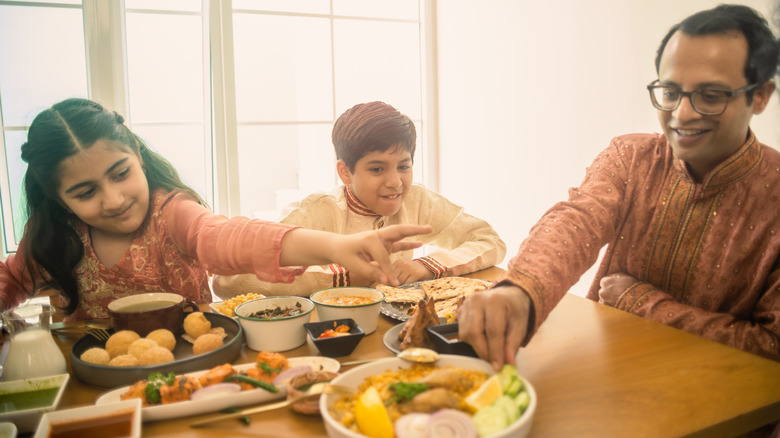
left=464, top=374, right=503, bottom=412
left=354, top=386, right=394, bottom=438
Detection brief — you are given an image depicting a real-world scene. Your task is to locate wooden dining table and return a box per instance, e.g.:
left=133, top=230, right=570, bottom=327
left=36, top=267, right=780, bottom=437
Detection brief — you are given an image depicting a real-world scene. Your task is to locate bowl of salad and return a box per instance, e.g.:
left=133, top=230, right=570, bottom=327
left=320, top=355, right=535, bottom=438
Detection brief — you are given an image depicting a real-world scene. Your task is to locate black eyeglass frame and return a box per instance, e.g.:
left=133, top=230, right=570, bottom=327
left=646, top=80, right=760, bottom=116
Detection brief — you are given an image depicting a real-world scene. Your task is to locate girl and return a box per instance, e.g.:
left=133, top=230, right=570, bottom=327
left=0, top=98, right=429, bottom=320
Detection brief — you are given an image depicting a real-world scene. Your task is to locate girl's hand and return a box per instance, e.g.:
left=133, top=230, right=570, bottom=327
left=279, top=224, right=432, bottom=286
left=331, top=225, right=433, bottom=286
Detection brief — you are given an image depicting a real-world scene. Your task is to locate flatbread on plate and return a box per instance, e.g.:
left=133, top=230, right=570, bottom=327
left=375, top=284, right=426, bottom=304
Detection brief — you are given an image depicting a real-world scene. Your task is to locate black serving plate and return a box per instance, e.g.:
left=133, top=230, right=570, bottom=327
left=70, top=312, right=243, bottom=388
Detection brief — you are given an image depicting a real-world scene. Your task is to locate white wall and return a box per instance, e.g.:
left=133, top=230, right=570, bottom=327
left=435, top=0, right=780, bottom=296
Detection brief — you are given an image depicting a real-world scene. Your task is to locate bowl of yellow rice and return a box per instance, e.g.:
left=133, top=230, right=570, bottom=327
left=321, top=355, right=536, bottom=438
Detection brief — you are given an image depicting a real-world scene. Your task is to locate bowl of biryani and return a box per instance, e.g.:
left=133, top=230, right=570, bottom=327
left=320, top=355, right=536, bottom=438
left=234, top=296, right=314, bottom=351
left=310, top=287, right=384, bottom=335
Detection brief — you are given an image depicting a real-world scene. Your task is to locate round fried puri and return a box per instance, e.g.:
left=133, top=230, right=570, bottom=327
left=127, top=338, right=159, bottom=359
left=193, top=333, right=223, bottom=355
left=80, top=347, right=111, bottom=365
left=146, top=328, right=176, bottom=351
left=138, top=346, right=175, bottom=366
left=105, top=330, right=141, bottom=358
left=183, top=312, right=211, bottom=339
left=109, top=354, right=140, bottom=367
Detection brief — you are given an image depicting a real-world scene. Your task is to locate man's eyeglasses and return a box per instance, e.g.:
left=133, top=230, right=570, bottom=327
left=646, top=80, right=759, bottom=116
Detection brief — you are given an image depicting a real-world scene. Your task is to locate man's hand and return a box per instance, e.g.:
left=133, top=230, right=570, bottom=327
left=598, top=273, right=638, bottom=306
left=392, top=259, right=434, bottom=285
left=457, top=285, right=531, bottom=371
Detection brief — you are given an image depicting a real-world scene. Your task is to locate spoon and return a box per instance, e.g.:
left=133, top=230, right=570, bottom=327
left=189, top=382, right=353, bottom=427
left=340, top=347, right=440, bottom=367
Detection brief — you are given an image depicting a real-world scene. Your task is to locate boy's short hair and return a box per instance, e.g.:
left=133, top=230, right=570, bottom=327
left=332, top=101, right=416, bottom=172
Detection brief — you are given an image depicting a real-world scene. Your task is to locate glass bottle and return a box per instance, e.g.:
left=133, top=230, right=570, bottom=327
left=1, top=304, right=67, bottom=381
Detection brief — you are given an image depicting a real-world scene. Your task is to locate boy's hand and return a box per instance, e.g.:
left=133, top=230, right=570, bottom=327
left=392, top=259, right=434, bottom=285
left=330, top=225, right=433, bottom=286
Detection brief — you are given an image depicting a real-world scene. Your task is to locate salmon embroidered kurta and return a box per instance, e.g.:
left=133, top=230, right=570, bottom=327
left=212, top=184, right=506, bottom=298
left=503, top=132, right=780, bottom=361
left=0, top=190, right=305, bottom=320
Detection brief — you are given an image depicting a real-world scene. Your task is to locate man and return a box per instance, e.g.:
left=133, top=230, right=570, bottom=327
left=459, top=4, right=780, bottom=371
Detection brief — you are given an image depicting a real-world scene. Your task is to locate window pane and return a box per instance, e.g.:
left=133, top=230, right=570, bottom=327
left=233, top=14, right=332, bottom=122
left=125, top=0, right=200, bottom=12
left=9, top=0, right=80, bottom=4
left=236, top=124, right=334, bottom=218
left=0, top=5, right=87, bottom=126
left=333, top=19, right=422, bottom=119
left=125, top=12, right=204, bottom=122
left=131, top=125, right=209, bottom=200
left=232, top=0, right=328, bottom=14
left=333, top=0, right=418, bottom=20
left=2, top=131, right=28, bottom=244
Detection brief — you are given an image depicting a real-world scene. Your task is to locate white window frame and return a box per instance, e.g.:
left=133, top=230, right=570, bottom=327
left=0, top=0, right=438, bottom=254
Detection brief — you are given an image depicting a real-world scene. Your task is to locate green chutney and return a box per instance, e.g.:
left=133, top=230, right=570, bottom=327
left=0, top=387, right=59, bottom=412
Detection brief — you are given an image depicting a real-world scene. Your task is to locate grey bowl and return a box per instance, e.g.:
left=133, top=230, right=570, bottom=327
left=70, top=312, right=243, bottom=388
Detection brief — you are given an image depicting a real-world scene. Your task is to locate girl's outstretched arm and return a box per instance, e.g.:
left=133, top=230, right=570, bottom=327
left=279, top=224, right=432, bottom=286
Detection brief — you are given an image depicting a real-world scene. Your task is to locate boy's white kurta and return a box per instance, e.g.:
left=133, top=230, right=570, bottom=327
left=212, top=184, right=506, bottom=298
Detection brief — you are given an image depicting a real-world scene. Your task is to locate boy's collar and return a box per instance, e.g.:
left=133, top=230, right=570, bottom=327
left=344, top=185, right=380, bottom=217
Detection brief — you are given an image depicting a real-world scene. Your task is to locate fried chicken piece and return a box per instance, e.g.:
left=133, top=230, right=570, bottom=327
left=160, top=375, right=200, bottom=404
left=399, top=388, right=460, bottom=414
left=256, top=351, right=289, bottom=371
left=120, top=380, right=149, bottom=404
left=417, top=368, right=474, bottom=393
left=198, top=363, right=236, bottom=387
left=399, top=298, right=438, bottom=350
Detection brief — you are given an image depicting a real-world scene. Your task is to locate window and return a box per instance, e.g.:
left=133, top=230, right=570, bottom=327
left=0, top=0, right=432, bottom=254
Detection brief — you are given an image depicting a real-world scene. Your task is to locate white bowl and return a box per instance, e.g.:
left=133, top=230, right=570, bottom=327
left=235, top=296, right=314, bottom=351
left=309, top=287, right=384, bottom=334
left=319, top=355, right=536, bottom=438
left=0, top=373, right=69, bottom=433
left=34, top=398, right=141, bottom=438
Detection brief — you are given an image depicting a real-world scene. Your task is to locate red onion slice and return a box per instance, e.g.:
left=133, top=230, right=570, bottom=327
left=190, top=383, right=242, bottom=401
left=272, top=365, right=313, bottom=387
left=426, top=409, right=478, bottom=438
left=395, top=413, right=430, bottom=438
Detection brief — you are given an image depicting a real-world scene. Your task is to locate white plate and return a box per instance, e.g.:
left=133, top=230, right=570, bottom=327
left=208, top=302, right=236, bottom=319
left=96, top=356, right=339, bottom=421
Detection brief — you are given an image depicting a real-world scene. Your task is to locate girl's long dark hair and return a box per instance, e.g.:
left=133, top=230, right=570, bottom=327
left=20, top=98, right=205, bottom=314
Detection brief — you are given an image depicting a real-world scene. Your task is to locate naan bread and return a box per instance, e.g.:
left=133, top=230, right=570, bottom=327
left=374, top=284, right=426, bottom=303
left=422, top=277, right=492, bottom=301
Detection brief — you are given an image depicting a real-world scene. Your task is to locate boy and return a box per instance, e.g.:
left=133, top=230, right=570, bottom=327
left=212, top=101, right=506, bottom=298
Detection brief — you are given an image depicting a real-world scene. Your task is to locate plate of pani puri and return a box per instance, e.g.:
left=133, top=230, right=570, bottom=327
left=70, top=312, right=243, bottom=388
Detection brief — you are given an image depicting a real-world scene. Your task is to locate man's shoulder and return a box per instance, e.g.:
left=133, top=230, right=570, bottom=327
left=612, top=132, right=667, bottom=149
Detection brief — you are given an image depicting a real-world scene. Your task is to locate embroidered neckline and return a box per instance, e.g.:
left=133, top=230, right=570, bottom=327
left=673, top=130, right=761, bottom=190
left=345, top=185, right=380, bottom=217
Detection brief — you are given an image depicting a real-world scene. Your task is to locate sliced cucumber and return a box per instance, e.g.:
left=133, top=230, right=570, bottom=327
left=473, top=405, right=509, bottom=437
left=514, top=391, right=531, bottom=413
left=493, top=395, right=520, bottom=423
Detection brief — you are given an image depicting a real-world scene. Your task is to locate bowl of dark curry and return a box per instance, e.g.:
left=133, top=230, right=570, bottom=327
left=234, top=296, right=314, bottom=352
left=310, top=287, right=384, bottom=335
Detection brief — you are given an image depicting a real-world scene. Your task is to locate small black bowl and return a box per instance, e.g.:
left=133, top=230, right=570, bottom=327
left=426, top=323, right=478, bottom=357
left=304, top=318, right=365, bottom=357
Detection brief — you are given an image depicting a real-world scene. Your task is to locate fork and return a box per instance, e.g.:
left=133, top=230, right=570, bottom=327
left=87, top=328, right=111, bottom=342
left=189, top=382, right=354, bottom=428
